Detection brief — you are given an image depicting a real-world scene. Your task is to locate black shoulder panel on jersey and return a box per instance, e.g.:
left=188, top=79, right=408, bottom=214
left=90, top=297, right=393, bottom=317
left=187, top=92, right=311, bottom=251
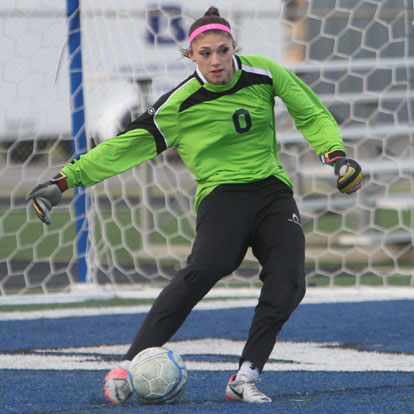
left=118, top=75, right=196, bottom=154
left=179, top=68, right=273, bottom=113
left=119, top=103, right=167, bottom=154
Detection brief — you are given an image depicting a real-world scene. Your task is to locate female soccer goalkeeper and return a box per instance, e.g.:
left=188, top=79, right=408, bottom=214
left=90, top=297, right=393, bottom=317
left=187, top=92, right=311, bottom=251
left=28, top=6, right=362, bottom=404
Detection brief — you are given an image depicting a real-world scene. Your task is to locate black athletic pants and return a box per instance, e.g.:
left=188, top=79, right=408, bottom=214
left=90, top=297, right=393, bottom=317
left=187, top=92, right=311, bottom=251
left=124, top=176, right=306, bottom=372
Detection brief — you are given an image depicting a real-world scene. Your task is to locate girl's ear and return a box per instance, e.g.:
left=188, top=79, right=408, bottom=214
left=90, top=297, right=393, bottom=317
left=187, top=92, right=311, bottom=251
left=188, top=49, right=195, bottom=62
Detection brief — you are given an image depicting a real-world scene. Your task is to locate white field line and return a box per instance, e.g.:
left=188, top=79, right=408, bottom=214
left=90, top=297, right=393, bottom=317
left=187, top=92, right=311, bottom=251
left=2, top=339, right=414, bottom=372
left=1, top=287, right=414, bottom=321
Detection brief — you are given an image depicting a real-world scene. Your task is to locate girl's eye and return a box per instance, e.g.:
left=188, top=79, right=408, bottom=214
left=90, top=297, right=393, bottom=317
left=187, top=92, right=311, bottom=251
left=201, top=51, right=210, bottom=57
left=219, top=47, right=229, bottom=54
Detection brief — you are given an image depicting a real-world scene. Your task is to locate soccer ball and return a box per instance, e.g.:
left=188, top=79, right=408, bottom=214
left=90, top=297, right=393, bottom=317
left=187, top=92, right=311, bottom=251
left=127, top=347, right=187, bottom=404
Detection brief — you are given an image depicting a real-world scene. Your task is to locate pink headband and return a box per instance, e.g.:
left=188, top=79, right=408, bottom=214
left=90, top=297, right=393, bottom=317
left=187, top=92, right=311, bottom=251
left=189, top=23, right=233, bottom=44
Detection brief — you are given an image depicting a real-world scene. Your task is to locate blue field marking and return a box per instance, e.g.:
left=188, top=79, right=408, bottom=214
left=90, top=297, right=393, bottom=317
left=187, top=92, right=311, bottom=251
left=1, top=300, right=413, bottom=352
left=1, top=299, right=414, bottom=413
left=2, top=371, right=414, bottom=413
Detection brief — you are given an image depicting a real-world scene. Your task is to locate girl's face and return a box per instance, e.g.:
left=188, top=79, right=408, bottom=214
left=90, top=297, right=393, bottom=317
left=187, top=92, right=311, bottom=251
left=189, top=33, right=235, bottom=85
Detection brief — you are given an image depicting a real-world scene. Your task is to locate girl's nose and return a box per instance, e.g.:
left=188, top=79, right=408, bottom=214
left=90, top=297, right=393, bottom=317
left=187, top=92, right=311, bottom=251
left=211, top=53, right=220, bottom=66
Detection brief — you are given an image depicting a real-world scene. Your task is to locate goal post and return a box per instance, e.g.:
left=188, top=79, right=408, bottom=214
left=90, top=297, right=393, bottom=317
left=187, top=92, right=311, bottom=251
left=0, top=0, right=413, bottom=297
left=66, top=0, right=89, bottom=284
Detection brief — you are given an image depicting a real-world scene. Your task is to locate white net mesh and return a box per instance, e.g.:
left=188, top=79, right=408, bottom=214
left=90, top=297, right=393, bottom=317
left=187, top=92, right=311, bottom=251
left=0, top=0, right=413, bottom=295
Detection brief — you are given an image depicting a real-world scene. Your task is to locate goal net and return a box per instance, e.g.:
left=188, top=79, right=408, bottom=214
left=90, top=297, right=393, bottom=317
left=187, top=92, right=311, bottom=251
left=1, top=0, right=413, bottom=296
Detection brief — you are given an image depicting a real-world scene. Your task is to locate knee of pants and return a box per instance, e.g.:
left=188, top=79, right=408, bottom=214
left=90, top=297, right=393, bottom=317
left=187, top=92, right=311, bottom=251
left=172, top=263, right=227, bottom=297
left=183, top=259, right=236, bottom=284
left=257, top=286, right=305, bottom=329
left=260, top=269, right=306, bottom=314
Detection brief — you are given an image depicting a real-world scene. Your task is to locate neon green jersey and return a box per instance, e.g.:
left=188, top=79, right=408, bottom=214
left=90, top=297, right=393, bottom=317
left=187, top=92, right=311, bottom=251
left=62, top=55, right=345, bottom=211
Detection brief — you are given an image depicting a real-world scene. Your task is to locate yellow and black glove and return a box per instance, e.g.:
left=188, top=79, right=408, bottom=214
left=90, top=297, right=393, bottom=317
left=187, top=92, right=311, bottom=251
left=320, top=150, right=362, bottom=195
left=26, top=172, right=68, bottom=225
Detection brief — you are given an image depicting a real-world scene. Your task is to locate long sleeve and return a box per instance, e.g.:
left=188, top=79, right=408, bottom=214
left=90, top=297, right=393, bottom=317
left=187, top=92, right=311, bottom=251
left=272, top=62, right=346, bottom=156
left=62, top=128, right=158, bottom=188
left=61, top=83, right=183, bottom=188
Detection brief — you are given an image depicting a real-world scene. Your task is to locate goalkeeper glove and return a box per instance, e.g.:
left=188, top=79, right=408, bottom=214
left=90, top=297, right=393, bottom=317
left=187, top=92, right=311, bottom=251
left=320, top=149, right=362, bottom=194
left=27, top=171, right=68, bottom=225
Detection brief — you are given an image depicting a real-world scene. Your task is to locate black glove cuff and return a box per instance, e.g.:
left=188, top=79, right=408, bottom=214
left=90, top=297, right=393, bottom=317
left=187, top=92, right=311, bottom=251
left=320, top=149, right=347, bottom=165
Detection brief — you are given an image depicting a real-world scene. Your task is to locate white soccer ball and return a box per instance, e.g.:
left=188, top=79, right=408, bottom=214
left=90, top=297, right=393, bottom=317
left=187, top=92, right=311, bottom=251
left=127, top=347, right=187, bottom=404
